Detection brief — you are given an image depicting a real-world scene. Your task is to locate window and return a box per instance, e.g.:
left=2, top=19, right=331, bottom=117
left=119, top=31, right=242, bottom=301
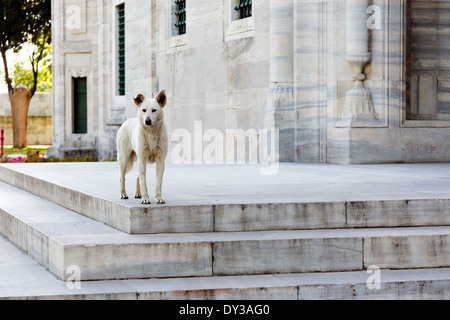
left=226, top=0, right=255, bottom=40
left=174, top=0, right=186, bottom=35
left=406, top=0, right=450, bottom=121
left=73, top=77, right=88, bottom=134
left=117, top=4, right=125, bottom=96
left=235, top=0, right=252, bottom=20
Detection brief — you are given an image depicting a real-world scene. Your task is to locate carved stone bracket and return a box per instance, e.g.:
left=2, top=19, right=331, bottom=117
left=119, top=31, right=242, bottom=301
left=344, top=54, right=379, bottom=124
left=339, top=0, right=380, bottom=127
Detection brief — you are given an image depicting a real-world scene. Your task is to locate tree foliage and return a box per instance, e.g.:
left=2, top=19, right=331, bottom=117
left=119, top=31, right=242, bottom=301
left=0, top=0, right=51, bottom=96
left=13, top=44, right=52, bottom=92
left=0, top=0, right=52, bottom=148
left=0, top=0, right=28, bottom=54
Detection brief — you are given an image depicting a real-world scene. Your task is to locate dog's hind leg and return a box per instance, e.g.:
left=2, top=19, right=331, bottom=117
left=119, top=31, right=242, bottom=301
left=119, top=158, right=129, bottom=200
left=119, top=152, right=135, bottom=200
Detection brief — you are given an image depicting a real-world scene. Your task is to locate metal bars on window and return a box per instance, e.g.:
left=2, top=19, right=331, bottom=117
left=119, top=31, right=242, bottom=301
left=175, top=0, right=186, bottom=35
left=235, top=0, right=252, bottom=20
left=117, top=4, right=125, bottom=96
left=73, top=78, right=88, bottom=134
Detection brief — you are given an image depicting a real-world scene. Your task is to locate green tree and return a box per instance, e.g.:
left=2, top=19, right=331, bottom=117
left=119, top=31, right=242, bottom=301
left=13, top=44, right=52, bottom=92
left=0, top=0, right=51, bottom=148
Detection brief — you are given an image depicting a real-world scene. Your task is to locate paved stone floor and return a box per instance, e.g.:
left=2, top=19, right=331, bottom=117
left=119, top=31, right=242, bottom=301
left=1, top=161, right=450, bottom=205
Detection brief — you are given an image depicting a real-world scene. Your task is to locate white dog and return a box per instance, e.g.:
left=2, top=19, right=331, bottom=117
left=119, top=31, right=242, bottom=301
left=117, top=89, right=168, bottom=204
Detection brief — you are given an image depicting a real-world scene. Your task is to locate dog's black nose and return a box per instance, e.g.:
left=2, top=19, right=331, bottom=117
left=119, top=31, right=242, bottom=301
left=145, top=119, right=152, bottom=126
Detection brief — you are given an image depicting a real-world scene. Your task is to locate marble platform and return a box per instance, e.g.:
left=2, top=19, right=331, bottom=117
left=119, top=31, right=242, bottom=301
left=0, top=162, right=449, bottom=299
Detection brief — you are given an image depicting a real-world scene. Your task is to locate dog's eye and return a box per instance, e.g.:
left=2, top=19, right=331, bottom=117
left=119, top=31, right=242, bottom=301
left=142, top=109, right=147, bottom=113
left=152, top=109, right=157, bottom=113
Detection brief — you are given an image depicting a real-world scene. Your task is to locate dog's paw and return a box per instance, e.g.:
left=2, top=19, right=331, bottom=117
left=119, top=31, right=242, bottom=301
left=141, top=198, right=151, bottom=205
left=121, top=194, right=129, bottom=200
left=155, top=197, right=166, bottom=205
left=134, top=194, right=142, bottom=199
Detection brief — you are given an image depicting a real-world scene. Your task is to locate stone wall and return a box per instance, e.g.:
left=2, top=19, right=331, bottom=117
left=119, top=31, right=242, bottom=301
left=50, top=0, right=450, bottom=163
left=0, top=92, right=52, bottom=145
left=292, top=0, right=450, bottom=164
left=154, top=0, right=271, bottom=164
left=50, top=0, right=272, bottom=161
left=48, top=0, right=100, bottom=158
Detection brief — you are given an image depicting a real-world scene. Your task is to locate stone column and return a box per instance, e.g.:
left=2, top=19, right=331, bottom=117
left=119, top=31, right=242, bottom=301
left=342, top=0, right=378, bottom=126
left=265, top=0, right=295, bottom=161
left=47, top=0, right=66, bottom=157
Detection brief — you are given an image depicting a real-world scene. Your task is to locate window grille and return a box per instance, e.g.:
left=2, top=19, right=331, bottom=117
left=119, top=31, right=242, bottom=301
left=174, top=0, right=186, bottom=35
left=235, top=0, right=252, bottom=20
left=117, top=4, right=125, bottom=96
left=73, top=78, right=88, bottom=134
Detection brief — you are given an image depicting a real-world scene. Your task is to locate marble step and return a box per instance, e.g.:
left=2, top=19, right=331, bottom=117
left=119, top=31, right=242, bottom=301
left=0, top=163, right=449, bottom=234
left=1, top=181, right=450, bottom=282
left=1, top=232, right=450, bottom=300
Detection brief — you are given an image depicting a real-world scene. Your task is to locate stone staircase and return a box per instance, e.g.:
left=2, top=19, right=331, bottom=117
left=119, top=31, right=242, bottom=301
left=0, top=162, right=449, bottom=299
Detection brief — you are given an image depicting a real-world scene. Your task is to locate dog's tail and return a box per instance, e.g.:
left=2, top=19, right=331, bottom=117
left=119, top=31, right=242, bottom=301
left=125, top=152, right=136, bottom=174
left=118, top=151, right=136, bottom=175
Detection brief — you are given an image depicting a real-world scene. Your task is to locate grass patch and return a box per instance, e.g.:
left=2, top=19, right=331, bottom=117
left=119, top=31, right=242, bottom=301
left=3, top=145, right=50, bottom=156
left=1, top=146, right=98, bottom=163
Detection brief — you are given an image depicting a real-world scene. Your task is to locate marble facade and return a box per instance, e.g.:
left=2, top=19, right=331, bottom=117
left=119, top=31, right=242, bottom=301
left=49, top=0, right=450, bottom=163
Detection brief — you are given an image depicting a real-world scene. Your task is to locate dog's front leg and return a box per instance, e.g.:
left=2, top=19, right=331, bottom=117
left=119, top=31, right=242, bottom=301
left=135, top=176, right=141, bottom=199
left=155, top=157, right=165, bottom=204
left=138, top=160, right=151, bottom=204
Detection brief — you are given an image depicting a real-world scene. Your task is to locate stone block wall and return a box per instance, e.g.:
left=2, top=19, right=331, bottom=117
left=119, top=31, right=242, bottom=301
left=294, top=0, right=450, bottom=164
left=154, top=0, right=271, bottom=163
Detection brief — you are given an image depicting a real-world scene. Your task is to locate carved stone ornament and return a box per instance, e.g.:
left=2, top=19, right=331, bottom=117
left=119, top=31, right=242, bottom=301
left=344, top=54, right=378, bottom=124
left=68, top=68, right=91, bottom=78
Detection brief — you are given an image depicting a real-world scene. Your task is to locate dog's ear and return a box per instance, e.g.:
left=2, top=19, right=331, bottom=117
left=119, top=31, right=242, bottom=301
left=155, top=89, right=167, bottom=108
left=134, top=94, right=145, bottom=107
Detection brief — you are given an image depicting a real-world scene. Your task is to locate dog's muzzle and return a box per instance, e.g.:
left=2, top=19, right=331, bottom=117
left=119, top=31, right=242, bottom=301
left=145, top=119, right=152, bottom=126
